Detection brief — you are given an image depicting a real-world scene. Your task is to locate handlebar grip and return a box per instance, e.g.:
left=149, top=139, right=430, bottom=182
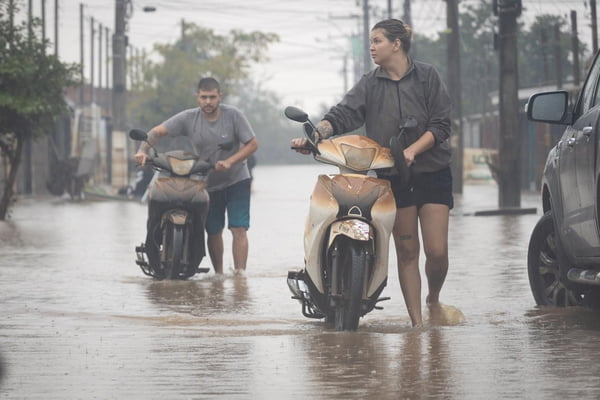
left=291, top=145, right=313, bottom=152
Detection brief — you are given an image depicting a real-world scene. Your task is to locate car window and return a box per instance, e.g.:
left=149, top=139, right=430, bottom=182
left=580, top=54, right=600, bottom=113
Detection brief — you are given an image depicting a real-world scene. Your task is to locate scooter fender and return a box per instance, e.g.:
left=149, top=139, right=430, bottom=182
left=161, top=209, right=190, bottom=226
left=304, top=174, right=396, bottom=297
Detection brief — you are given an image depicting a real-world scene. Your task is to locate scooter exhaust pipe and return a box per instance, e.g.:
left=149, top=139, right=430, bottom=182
left=567, top=268, right=600, bottom=286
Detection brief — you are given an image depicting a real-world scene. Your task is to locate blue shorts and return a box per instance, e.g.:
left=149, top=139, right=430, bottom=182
left=205, top=178, right=251, bottom=235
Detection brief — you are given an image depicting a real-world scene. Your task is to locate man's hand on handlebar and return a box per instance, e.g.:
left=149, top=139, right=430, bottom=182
left=134, top=151, right=149, bottom=166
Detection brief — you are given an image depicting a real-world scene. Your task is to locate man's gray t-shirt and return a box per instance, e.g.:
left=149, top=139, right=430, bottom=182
left=162, top=104, right=255, bottom=192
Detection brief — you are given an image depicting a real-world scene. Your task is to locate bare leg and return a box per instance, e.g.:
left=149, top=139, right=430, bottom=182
left=230, top=227, right=248, bottom=273
left=418, top=204, right=449, bottom=305
left=207, top=231, right=224, bottom=274
left=393, top=206, right=422, bottom=327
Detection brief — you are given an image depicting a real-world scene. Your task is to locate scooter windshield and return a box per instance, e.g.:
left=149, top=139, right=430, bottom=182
left=316, top=135, right=394, bottom=172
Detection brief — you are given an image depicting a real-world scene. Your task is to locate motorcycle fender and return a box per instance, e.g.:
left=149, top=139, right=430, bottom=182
left=328, top=219, right=372, bottom=247
left=162, top=209, right=189, bottom=226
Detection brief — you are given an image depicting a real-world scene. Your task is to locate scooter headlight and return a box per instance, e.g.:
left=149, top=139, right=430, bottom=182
left=340, top=143, right=376, bottom=171
left=168, top=157, right=195, bottom=175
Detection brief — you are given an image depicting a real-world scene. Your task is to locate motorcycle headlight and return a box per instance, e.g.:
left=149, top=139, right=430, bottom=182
left=168, top=157, right=195, bottom=175
left=340, top=143, right=376, bottom=171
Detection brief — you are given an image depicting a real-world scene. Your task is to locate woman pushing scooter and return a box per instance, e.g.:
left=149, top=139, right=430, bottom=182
left=292, top=19, right=452, bottom=327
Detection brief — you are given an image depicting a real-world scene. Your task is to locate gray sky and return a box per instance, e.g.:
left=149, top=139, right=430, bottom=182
left=19, top=0, right=599, bottom=116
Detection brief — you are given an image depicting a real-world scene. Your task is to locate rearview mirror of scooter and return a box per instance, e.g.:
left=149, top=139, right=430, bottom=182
left=129, top=129, right=148, bottom=142
left=284, top=106, right=309, bottom=123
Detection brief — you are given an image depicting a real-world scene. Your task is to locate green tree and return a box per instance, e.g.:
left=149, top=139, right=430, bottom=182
left=229, top=80, right=306, bottom=165
left=410, top=1, right=588, bottom=119
left=519, top=14, right=588, bottom=88
left=0, top=2, right=79, bottom=220
left=128, top=23, right=279, bottom=129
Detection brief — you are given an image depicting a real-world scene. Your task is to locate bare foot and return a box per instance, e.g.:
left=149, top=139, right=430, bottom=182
left=426, top=302, right=465, bottom=326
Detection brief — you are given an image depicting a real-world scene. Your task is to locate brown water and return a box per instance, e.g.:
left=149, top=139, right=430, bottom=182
left=2, top=164, right=600, bottom=399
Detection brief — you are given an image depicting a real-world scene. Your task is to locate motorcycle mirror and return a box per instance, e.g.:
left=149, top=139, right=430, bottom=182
left=129, top=129, right=148, bottom=141
left=303, top=123, right=314, bottom=136
left=284, top=106, right=309, bottom=123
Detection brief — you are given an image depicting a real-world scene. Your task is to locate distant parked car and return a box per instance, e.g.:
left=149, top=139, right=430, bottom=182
left=526, top=52, right=600, bottom=307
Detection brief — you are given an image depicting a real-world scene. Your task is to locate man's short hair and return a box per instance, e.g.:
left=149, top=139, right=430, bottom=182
left=197, top=77, right=220, bottom=92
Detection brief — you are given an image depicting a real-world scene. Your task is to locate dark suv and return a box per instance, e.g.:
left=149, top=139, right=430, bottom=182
left=526, top=52, right=600, bottom=307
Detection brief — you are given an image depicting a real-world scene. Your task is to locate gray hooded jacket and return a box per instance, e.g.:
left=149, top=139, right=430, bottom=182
left=323, top=59, right=452, bottom=173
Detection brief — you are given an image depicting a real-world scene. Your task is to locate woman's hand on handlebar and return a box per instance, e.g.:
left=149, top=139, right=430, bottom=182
left=134, top=151, right=149, bottom=166
left=291, top=137, right=313, bottom=155
left=403, top=148, right=416, bottom=167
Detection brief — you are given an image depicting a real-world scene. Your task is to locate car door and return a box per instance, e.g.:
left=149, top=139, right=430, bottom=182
left=565, top=53, right=600, bottom=256
left=558, top=122, right=582, bottom=255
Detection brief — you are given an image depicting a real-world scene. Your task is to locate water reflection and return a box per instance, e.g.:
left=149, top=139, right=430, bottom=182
left=6, top=169, right=600, bottom=399
left=284, top=328, right=453, bottom=400
left=145, top=275, right=250, bottom=317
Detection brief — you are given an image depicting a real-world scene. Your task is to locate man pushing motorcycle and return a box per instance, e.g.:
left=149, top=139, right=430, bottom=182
left=134, top=77, right=258, bottom=275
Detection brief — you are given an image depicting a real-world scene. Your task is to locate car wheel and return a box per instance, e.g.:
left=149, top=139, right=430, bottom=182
left=527, top=211, right=583, bottom=306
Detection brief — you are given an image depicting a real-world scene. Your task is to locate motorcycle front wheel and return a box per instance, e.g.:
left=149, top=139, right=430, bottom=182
left=162, top=223, right=184, bottom=280
left=333, top=238, right=368, bottom=331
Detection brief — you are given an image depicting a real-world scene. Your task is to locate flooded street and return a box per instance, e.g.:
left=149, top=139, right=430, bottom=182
left=3, top=164, right=600, bottom=399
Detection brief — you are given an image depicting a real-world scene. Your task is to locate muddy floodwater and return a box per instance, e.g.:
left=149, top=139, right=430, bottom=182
left=3, top=164, right=600, bottom=399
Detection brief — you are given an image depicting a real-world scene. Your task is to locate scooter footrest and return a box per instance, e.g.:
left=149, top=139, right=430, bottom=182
left=196, top=267, right=210, bottom=273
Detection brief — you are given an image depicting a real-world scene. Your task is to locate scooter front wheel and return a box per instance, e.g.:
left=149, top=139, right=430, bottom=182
left=333, top=240, right=367, bottom=331
left=163, top=223, right=184, bottom=279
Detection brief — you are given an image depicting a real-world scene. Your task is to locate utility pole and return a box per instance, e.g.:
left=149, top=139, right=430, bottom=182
left=496, top=0, right=521, bottom=208
left=571, top=10, right=581, bottom=86
left=106, top=25, right=112, bottom=184
left=90, top=17, right=95, bottom=103
left=79, top=3, right=84, bottom=105
left=113, top=0, right=129, bottom=185
left=404, top=0, right=412, bottom=28
left=9, top=0, right=14, bottom=40
left=112, top=0, right=128, bottom=131
left=541, top=28, right=549, bottom=84
left=27, top=0, right=32, bottom=42
left=363, top=0, right=371, bottom=75
left=98, top=23, right=103, bottom=90
left=105, top=26, right=110, bottom=90
left=387, top=0, right=392, bottom=18
left=446, top=0, right=463, bottom=194
left=592, top=0, right=598, bottom=54
left=554, top=23, right=562, bottom=89
left=41, top=0, right=46, bottom=44
left=54, top=0, right=58, bottom=56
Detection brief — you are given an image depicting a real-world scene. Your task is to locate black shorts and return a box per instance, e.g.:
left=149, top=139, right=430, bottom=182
left=382, top=166, right=454, bottom=210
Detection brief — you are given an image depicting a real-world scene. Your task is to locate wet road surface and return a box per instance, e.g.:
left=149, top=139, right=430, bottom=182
left=2, top=165, right=600, bottom=399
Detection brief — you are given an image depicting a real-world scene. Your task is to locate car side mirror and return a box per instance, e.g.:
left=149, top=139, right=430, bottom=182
left=526, top=91, right=571, bottom=125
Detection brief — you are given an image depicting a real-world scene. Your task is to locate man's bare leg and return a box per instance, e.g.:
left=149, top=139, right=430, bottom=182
left=230, top=227, right=248, bottom=274
left=207, top=231, right=224, bottom=274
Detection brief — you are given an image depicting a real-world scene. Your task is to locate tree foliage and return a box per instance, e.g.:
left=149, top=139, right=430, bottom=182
left=128, top=23, right=309, bottom=164
left=412, top=0, right=589, bottom=118
left=128, top=23, right=279, bottom=129
left=0, top=2, right=79, bottom=220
